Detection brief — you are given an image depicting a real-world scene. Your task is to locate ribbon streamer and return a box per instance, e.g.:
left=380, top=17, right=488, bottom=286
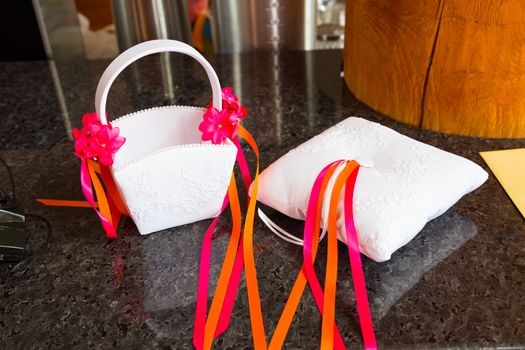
left=38, top=133, right=376, bottom=349
left=269, top=161, right=347, bottom=350
left=202, top=175, right=241, bottom=349
left=320, top=161, right=358, bottom=349
left=212, top=135, right=253, bottom=338
left=37, top=159, right=127, bottom=239
left=82, top=159, right=116, bottom=238
left=193, top=133, right=256, bottom=349
left=237, top=125, right=268, bottom=350
left=261, top=160, right=377, bottom=350
left=36, top=199, right=94, bottom=208
left=193, top=194, right=231, bottom=349
left=39, top=133, right=258, bottom=350
left=343, top=166, right=377, bottom=349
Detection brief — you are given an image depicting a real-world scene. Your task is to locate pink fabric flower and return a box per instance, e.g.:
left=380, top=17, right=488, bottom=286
left=220, top=87, right=247, bottom=121
left=199, top=107, right=238, bottom=144
left=73, top=112, right=126, bottom=166
left=73, top=128, right=96, bottom=159
left=199, top=87, right=247, bottom=144
left=82, top=112, right=102, bottom=135
left=89, top=125, right=126, bottom=166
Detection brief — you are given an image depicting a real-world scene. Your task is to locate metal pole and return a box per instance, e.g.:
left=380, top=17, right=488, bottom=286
left=111, top=0, right=192, bottom=52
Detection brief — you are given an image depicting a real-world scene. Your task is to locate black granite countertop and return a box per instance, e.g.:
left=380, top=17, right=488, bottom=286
left=0, top=50, right=524, bottom=349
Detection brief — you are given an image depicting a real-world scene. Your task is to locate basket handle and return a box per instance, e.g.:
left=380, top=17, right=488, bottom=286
left=95, top=39, right=222, bottom=124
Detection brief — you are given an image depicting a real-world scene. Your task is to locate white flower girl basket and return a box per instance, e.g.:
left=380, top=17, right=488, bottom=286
left=94, top=40, right=237, bottom=235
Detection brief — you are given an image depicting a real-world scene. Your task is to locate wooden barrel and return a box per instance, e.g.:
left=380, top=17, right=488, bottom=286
left=343, top=0, right=525, bottom=138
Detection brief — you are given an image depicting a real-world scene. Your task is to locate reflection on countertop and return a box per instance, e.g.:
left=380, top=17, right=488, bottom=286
left=0, top=50, right=524, bottom=349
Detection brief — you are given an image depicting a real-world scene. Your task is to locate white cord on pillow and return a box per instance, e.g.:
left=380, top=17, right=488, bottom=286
left=258, top=161, right=348, bottom=246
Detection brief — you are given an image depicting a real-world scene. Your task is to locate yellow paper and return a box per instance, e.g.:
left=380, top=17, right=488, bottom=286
left=480, top=148, right=525, bottom=218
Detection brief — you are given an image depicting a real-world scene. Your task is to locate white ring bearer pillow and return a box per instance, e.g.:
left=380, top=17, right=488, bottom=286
left=256, top=117, right=488, bottom=262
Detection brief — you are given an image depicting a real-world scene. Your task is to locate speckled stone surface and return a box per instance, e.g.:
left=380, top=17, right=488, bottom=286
left=0, top=50, right=524, bottom=349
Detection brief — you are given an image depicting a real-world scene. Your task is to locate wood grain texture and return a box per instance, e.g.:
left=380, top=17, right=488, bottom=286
left=344, top=0, right=443, bottom=126
left=344, top=0, right=525, bottom=138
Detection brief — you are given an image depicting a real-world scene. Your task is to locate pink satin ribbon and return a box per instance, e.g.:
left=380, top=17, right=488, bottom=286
left=233, top=137, right=253, bottom=191
left=303, top=160, right=377, bottom=349
left=79, top=159, right=117, bottom=239
left=205, top=157, right=378, bottom=349
left=344, top=167, right=377, bottom=350
left=212, top=136, right=253, bottom=338
left=302, top=161, right=347, bottom=350
left=214, top=240, right=244, bottom=337
left=193, top=136, right=253, bottom=349
left=213, top=137, right=253, bottom=336
left=193, top=195, right=230, bottom=349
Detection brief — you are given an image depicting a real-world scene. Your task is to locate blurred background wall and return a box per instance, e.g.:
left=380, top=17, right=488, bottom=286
left=1, top=0, right=346, bottom=61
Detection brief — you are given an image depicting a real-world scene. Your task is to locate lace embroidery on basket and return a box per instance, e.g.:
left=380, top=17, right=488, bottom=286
left=126, top=166, right=231, bottom=224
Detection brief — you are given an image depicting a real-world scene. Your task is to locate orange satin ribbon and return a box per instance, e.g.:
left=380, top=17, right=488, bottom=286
left=268, top=162, right=341, bottom=350
left=87, top=160, right=115, bottom=228
left=201, top=174, right=242, bottom=349
left=211, top=130, right=359, bottom=349
left=98, top=162, right=128, bottom=216
left=37, top=159, right=127, bottom=233
left=261, top=161, right=362, bottom=350
left=38, top=128, right=370, bottom=349
left=194, top=127, right=260, bottom=349
left=237, top=125, right=267, bottom=350
left=38, top=127, right=264, bottom=350
left=36, top=199, right=93, bottom=208
left=321, top=161, right=359, bottom=349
